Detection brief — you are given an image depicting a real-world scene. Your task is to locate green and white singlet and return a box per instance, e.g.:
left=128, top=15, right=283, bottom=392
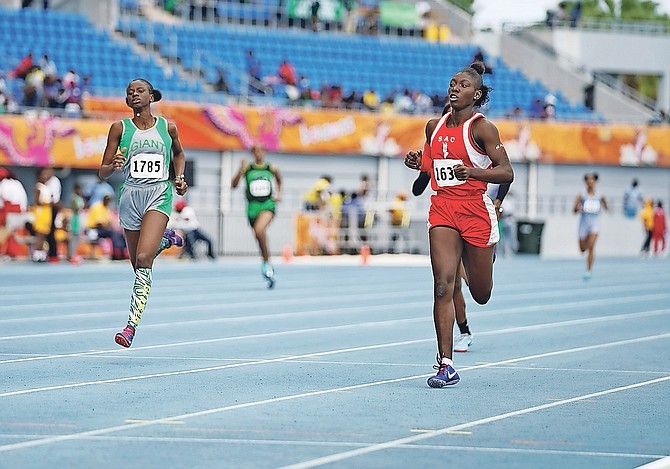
left=118, top=116, right=174, bottom=230
left=120, top=116, right=172, bottom=185
left=244, top=163, right=276, bottom=225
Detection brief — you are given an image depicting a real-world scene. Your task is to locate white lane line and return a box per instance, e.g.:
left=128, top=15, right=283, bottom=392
left=279, top=375, right=670, bottom=469
left=0, top=287, right=427, bottom=313
left=2, top=280, right=667, bottom=319
left=0, top=301, right=430, bottom=341
left=1, top=307, right=668, bottom=366
left=0, top=434, right=664, bottom=461
left=636, top=456, right=670, bottom=468
left=1, top=289, right=668, bottom=342
left=0, top=332, right=669, bottom=455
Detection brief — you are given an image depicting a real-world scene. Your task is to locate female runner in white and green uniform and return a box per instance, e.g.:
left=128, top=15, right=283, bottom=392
left=99, top=78, right=188, bottom=347
left=232, top=144, right=282, bottom=288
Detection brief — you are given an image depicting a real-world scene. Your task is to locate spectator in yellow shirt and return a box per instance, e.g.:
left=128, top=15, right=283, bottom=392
left=86, top=195, right=127, bottom=260
left=640, top=198, right=654, bottom=255
left=303, top=175, right=332, bottom=211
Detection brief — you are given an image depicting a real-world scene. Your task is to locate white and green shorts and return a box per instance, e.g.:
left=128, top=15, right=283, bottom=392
left=118, top=181, right=173, bottom=230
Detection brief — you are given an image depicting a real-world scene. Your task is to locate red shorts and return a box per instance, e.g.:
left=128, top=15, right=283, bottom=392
left=428, top=194, right=499, bottom=247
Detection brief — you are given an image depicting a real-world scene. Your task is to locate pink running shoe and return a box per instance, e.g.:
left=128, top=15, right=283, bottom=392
left=114, top=325, right=135, bottom=348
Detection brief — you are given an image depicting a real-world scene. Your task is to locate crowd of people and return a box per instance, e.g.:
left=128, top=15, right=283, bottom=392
left=1, top=52, right=92, bottom=117
left=0, top=167, right=130, bottom=262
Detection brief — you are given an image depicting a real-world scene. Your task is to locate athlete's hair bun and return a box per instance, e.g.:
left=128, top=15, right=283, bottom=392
left=470, top=62, right=486, bottom=76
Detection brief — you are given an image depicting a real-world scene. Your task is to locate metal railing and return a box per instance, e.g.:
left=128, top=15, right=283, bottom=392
left=506, top=25, right=657, bottom=112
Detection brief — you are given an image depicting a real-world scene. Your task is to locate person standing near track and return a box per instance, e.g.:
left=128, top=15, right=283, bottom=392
left=99, top=78, right=187, bottom=348
left=404, top=62, right=514, bottom=387
left=573, top=172, right=608, bottom=281
left=231, top=144, right=282, bottom=288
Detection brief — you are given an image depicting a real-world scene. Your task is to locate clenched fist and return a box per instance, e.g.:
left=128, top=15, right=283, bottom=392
left=404, top=149, right=422, bottom=171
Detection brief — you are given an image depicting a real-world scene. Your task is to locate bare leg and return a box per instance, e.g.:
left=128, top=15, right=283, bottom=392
left=429, top=227, right=463, bottom=361
left=461, top=242, right=496, bottom=305
left=454, top=262, right=467, bottom=325
left=252, top=210, right=274, bottom=262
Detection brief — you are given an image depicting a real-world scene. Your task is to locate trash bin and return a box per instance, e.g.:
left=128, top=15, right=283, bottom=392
left=516, top=220, right=544, bottom=254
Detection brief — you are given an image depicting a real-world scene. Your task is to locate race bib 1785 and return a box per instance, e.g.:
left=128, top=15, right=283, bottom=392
left=130, top=153, right=163, bottom=179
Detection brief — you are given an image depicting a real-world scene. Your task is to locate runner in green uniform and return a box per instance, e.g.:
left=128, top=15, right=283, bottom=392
left=99, top=78, right=188, bottom=348
left=232, top=144, right=282, bottom=288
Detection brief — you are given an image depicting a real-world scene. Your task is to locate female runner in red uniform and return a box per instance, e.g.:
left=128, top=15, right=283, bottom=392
left=404, top=62, right=514, bottom=387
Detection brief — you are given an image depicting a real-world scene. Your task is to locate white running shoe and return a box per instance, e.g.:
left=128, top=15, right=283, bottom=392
left=453, top=333, right=473, bottom=353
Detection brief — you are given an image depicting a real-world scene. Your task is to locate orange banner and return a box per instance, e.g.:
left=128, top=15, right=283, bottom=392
left=1, top=98, right=669, bottom=168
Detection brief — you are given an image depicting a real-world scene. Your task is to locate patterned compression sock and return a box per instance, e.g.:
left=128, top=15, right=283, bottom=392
left=128, top=267, right=152, bottom=329
left=155, top=237, right=170, bottom=256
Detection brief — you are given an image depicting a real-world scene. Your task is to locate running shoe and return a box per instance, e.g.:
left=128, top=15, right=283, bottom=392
left=453, top=333, right=473, bottom=353
left=156, top=229, right=184, bottom=255
left=427, top=356, right=460, bottom=388
left=114, top=325, right=135, bottom=348
left=583, top=271, right=592, bottom=281
left=262, top=261, right=275, bottom=289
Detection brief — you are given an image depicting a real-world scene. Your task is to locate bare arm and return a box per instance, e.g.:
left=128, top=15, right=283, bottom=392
left=272, top=164, right=283, bottom=201
left=98, top=121, right=124, bottom=180
left=601, top=195, right=609, bottom=212
left=455, top=118, right=514, bottom=184
left=573, top=194, right=583, bottom=213
left=231, top=159, right=248, bottom=188
left=169, top=122, right=188, bottom=196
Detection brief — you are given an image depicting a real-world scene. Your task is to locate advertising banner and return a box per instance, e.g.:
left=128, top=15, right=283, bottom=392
left=1, top=98, right=669, bottom=168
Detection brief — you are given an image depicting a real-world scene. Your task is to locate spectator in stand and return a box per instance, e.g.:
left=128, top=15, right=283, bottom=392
left=341, top=191, right=365, bottom=229
left=343, top=90, right=361, bottom=109
left=506, top=106, right=524, bottom=120
left=311, top=0, right=321, bottom=31
left=623, top=178, right=644, bottom=219
left=304, top=175, right=332, bottom=212
left=86, top=194, right=127, bottom=261
left=68, top=182, right=84, bottom=263
left=543, top=93, right=557, bottom=120
left=529, top=97, right=545, bottom=119
left=358, top=173, right=372, bottom=207
left=394, top=88, right=414, bottom=114
left=39, top=54, right=57, bottom=78
left=43, top=74, right=61, bottom=108
left=169, top=199, right=216, bottom=260
left=278, top=59, right=297, bottom=86
left=640, top=198, right=654, bottom=256
left=80, top=74, right=94, bottom=100
left=85, top=175, right=116, bottom=208
left=413, top=90, right=434, bottom=115
left=23, top=65, right=46, bottom=107
left=30, top=167, right=53, bottom=262
left=569, top=1, right=582, bottom=28
left=651, top=201, right=666, bottom=256
left=0, top=168, right=29, bottom=257
left=44, top=167, right=62, bottom=262
left=9, top=52, right=33, bottom=80
left=362, top=89, right=380, bottom=111
left=380, top=95, right=395, bottom=114
left=245, top=50, right=265, bottom=94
